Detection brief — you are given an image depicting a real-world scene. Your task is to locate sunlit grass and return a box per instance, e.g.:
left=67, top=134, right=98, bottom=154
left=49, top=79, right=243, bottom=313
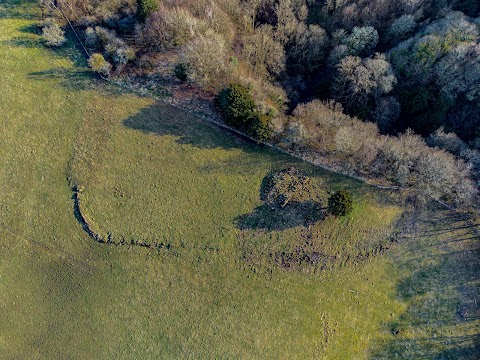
left=0, top=2, right=478, bottom=359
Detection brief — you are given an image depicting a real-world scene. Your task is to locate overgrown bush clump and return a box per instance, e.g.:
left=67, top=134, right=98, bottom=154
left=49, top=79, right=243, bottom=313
left=174, top=63, right=189, bottom=82
left=88, top=53, right=111, bottom=77
left=328, top=190, right=353, bottom=216
left=42, top=24, right=65, bottom=47
left=41, top=0, right=480, bottom=209
left=286, top=100, right=477, bottom=206
left=84, top=26, right=136, bottom=67
left=216, top=83, right=273, bottom=140
left=261, top=166, right=315, bottom=209
left=109, top=46, right=136, bottom=66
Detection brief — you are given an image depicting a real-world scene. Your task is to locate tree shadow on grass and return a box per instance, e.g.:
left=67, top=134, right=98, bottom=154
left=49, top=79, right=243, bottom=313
left=235, top=201, right=324, bottom=231
left=4, top=32, right=86, bottom=70
left=123, top=103, right=281, bottom=151
left=18, top=22, right=40, bottom=34
left=3, top=15, right=88, bottom=67
left=4, top=16, right=108, bottom=92
left=2, top=35, right=43, bottom=48
left=373, top=335, right=480, bottom=360
left=4, top=19, right=118, bottom=95
left=197, top=145, right=380, bottom=202
left=234, top=166, right=326, bottom=231
left=369, top=209, right=480, bottom=359
left=0, top=1, right=39, bottom=20
left=27, top=66, right=130, bottom=96
left=122, top=104, right=386, bottom=200
left=27, top=68, right=105, bottom=92
left=435, top=336, right=480, bottom=360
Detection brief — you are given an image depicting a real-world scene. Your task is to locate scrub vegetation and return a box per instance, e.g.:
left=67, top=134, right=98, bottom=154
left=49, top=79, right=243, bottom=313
left=1, top=1, right=479, bottom=359
left=39, top=0, right=480, bottom=207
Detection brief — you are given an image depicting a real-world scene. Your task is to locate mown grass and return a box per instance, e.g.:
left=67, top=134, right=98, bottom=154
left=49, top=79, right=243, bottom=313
left=0, top=2, right=478, bottom=359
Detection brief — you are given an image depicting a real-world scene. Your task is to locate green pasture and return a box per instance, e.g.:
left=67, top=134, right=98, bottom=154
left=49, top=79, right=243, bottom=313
left=0, top=1, right=478, bottom=358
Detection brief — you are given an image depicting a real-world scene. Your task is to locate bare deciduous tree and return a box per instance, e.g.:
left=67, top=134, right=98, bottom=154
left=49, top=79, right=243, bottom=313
left=242, top=25, right=286, bottom=78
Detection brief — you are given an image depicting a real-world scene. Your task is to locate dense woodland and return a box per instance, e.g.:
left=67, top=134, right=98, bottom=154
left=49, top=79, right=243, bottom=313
left=40, top=0, right=480, bottom=206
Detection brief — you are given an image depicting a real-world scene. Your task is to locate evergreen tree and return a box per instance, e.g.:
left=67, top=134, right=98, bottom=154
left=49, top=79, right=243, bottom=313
left=328, top=190, right=353, bottom=216
left=216, top=83, right=273, bottom=140
left=137, top=0, right=158, bottom=23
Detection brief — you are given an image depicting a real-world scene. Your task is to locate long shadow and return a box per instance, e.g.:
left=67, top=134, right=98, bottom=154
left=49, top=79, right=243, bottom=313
left=235, top=167, right=325, bottom=231
left=27, top=68, right=106, bottom=92
left=123, top=103, right=280, bottom=151
left=25, top=54, right=125, bottom=96
left=27, top=64, right=128, bottom=95
left=18, top=22, right=40, bottom=34
left=2, top=35, right=43, bottom=48
left=123, top=104, right=388, bottom=200
left=125, top=108, right=391, bottom=231
left=434, top=336, right=480, bottom=360
left=235, top=201, right=324, bottom=231
left=370, top=208, right=480, bottom=359
left=0, top=1, right=39, bottom=20
left=373, top=335, right=480, bottom=360
left=2, top=16, right=113, bottom=94
left=2, top=11, right=121, bottom=96
left=4, top=11, right=398, bottom=201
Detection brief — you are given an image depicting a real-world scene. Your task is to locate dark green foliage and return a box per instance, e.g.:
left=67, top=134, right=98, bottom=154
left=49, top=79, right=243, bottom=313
left=396, top=86, right=453, bottom=135
left=117, top=15, right=137, bottom=36
left=217, top=83, right=256, bottom=127
left=174, top=63, right=189, bottom=82
left=216, top=83, right=273, bottom=140
left=399, top=87, right=431, bottom=114
left=136, top=0, right=158, bottom=23
left=328, top=190, right=353, bottom=216
left=250, top=113, right=273, bottom=141
left=453, top=0, right=479, bottom=16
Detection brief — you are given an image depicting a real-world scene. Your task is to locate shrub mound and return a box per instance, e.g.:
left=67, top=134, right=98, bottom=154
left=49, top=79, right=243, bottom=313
left=217, top=83, right=273, bottom=140
left=174, top=63, right=189, bottom=82
left=88, top=53, right=111, bottom=77
left=136, top=0, right=158, bottom=23
left=42, top=24, right=65, bottom=47
left=328, top=190, right=353, bottom=216
left=261, top=166, right=316, bottom=209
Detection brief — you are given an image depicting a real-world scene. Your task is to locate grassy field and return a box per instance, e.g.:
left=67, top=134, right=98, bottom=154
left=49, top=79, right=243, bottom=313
left=0, top=1, right=478, bottom=359
left=73, top=99, right=401, bottom=267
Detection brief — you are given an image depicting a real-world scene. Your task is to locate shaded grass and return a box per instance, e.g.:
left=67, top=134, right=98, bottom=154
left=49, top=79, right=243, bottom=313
left=0, top=0, right=38, bottom=20
left=0, top=9, right=405, bottom=359
left=238, top=198, right=401, bottom=272
left=77, top=102, right=401, bottom=255
left=370, top=208, right=480, bottom=359
left=0, top=3, right=478, bottom=359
